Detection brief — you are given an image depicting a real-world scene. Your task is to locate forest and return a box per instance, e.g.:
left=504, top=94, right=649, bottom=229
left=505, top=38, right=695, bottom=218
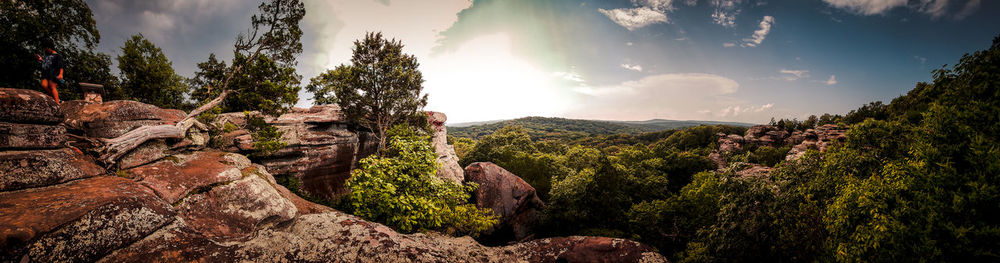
left=451, top=37, right=1000, bottom=262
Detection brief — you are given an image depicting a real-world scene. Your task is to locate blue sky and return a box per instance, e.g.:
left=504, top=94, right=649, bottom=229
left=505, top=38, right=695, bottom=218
left=87, top=0, right=999, bottom=123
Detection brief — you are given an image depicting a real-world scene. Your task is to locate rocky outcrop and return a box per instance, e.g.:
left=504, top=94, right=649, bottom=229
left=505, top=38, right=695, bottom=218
left=428, top=111, right=464, bottom=184
left=465, top=162, right=545, bottom=245
left=0, top=148, right=105, bottom=191
left=0, top=88, right=63, bottom=123
left=785, top=124, right=848, bottom=161
left=213, top=105, right=379, bottom=201
left=62, top=100, right=185, bottom=138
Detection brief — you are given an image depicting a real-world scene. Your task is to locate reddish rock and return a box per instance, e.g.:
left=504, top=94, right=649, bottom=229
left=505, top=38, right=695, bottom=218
left=505, top=236, right=668, bottom=263
left=735, top=164, right=774, bottom=177
left=175, top=165, right=296, bottom=241
left=127, top=151, right=250, bottom=203
left=118, top=139, right=169, bottom=169
left=271, top=105, right=346, bottom=124
left=63, top=100, right=185, bottom=138
left=427, top=111, right=463, bottom=184
left=0, top=122, right=66, bottom=149
left=0, top=88, right=63, bottom=124
left=0, top=148, right=105, bottom=191
left=0, top=176, right=174, bottom=262
left=785, top=124, right=848, bottom=161
left=465, top=162, right=544, bottom=244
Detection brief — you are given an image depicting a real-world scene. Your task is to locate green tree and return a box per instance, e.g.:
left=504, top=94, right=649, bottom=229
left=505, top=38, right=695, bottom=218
left=188, top=53, right=228, bottom=104
left=343, top=126, right=497, bottom=235
left=307, top=32, right=428, bottom=150
left=116, top=34, right=190, bottom=109
left=0, top=0, right=116, bottom=99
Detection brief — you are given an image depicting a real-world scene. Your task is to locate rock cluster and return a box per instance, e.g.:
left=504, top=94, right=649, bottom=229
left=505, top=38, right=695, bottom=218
left=1, top=88, right=667, bottom=262
left=428, top=111, right=464, bottom=185
left=784, top=124, right=848, bottom=161
left=713, top=124, right=849, bottom=176
left=465, top=162, right=545, bottom=244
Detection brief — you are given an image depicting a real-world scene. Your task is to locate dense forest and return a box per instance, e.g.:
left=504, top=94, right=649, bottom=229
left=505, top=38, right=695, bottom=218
left=452, top=36, right=1000, bottom=262
left=448, top=116, right=754, bottom=140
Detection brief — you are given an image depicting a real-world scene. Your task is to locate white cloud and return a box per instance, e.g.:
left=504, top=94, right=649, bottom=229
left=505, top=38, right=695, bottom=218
left=825, top=75, right=838, bottom=85
left=712, top=10, right=737, bottom=27
left=718, top=103, right=774, bottom=117
left=723, top=42, right=736, bottom=47
left=599, top=7, right=669, bottom=31
left=711, top=0, right=742, bottom=27
left=955, top=0, right=981, bottom=19
left=917, top=0, right=949, bottom=18
left=621, top=63, right=644, bottom=72
left=627, top=42, right=634, bottom=46
left=821, top=0, right=908, bottom=15
left=552, top=71, right=585, bottom=82
left=742, top=15, right=774, bottom=47
left=779, top=69, right=809, bottom=80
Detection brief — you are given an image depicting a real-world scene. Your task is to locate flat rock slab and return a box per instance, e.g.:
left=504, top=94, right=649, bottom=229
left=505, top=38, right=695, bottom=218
left=63, top=100, right=185, bottom=138
left=0, top=88, right=63, bottom=124
left=0, top=176, right=175, bottom=262
left=128, top=151, right=250, bottom=204
left=0, top=122, right=66, bottom=149
left=0, top=148, right=105, bottom=191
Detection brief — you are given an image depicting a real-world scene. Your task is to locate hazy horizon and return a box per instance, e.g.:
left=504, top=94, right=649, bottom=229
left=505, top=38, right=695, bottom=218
left=86, top=0, right=999, bottom=123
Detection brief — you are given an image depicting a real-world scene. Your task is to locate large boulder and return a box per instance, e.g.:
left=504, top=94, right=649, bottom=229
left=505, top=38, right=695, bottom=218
left=785, top=124, right=848, bottom=161
left=127, top=151, right=250, bottom=203
left=0, top=88, right=63, bottom=124
left=0, top=122, right=66, bottom=149
left=464, top=162, right=544, bottom=244
left=63, top=100, right=185, bottom=138
left=0, top=176, right=175, bottom=262
left=0, top=148, right=105, bottom=191
left=428, top=111, right=464, bottom=184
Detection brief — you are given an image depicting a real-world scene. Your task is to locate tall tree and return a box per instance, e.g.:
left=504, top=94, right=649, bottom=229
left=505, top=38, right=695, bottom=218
left=0, top=0, right=116, bottom=98
left=187, top=53, right=228, bottom=104
left=307, top=32, right=429, bottom=150
left=116, top=34, right=190, bottom=110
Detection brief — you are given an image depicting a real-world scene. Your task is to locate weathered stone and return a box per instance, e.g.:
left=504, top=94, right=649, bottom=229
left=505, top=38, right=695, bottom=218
left=735, top=164, right=774, bottom=177
left=271, top=105, right=346, bottom=124
left=428, top=111, right=463, bottom=184
left=0, top=122, right=66, bottom=149
left=63, top=100, right=185, bottom=138
left=127, top=151, right=250, bottom=203
left=0, top=88, right=63, bottom=124
left=0, top=176, right=175, bottom=262
left=465, top=162, right=544, bottom=244
left=785, top=124, right=848, bottom=161
left=0, top=148, right=105, bottom=191
left=118, top=139, right=169, bottom=169
left=175, top=165, right=296, bottom=241
left=502, top=236, right=669, bottom=263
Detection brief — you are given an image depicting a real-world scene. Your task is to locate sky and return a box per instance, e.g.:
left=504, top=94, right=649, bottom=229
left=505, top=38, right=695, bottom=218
left=85, top=0, right=1000, bottom=124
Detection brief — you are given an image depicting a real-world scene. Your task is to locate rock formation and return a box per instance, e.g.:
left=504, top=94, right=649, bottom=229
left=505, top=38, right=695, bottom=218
left=712, top=124, right=849, bottom=176
left=465, top=162, right=545, bottom=245
left=784, top=124, right=848, bottom=161
left=0, top=88, right=668, bottom=262
left=428, top=111, right=464, bottom=185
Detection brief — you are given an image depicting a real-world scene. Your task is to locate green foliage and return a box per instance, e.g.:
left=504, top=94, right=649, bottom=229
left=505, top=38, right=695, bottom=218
left=307, top=32, right=428, bottom=150
left=0, top=0, right=116, bottom=99
left=188, top=53, right=228, bottom=104
left=245, top=112, right=287, bottom=157
left=116, top=34, right=190, bottom=109
left=224, top=53, right=301, bottom=115
left=746, top=146, right=790, bottom=167
left=343, top=129, right=497, bottom=235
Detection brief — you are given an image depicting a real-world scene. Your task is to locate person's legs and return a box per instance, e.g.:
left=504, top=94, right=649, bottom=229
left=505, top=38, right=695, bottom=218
left=49, top=81, right=60, bottom=104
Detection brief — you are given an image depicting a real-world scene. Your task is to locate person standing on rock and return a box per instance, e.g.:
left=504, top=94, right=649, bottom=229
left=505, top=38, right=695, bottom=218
left=36, top=40, right=65, bottom=105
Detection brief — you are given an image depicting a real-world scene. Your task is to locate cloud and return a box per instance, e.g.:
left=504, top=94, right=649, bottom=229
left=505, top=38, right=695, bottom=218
left=825, top=75, right=837, bottom=85
left=823, top=0, right=980, bottom=19
left=552, top=71, right=585, bottom=82
left=711, top=0, right=742, bottom=27
left=718, top=103, right=774, bottom=117
left=742, top=16, right=774, bottom=47
left=621, top=63, right=644, bottom=72
left=779, top=69, right=809, bottom=80
left=599, top=7, right=669, bottom=31
left=723, top=42, right=736, bottom=47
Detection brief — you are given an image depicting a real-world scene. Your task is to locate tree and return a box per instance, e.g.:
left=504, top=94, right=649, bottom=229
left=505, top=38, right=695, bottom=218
left=188, top=53, right=228, bottom=104
left=116, top=34, right=190, bottom=110
left=96, top=0, right=305, bottom=164
left=0, top=0, right=116, bottom=99
left=343, top=126, right=497, bottom=235
left=307, top=32, right=428, bottom=150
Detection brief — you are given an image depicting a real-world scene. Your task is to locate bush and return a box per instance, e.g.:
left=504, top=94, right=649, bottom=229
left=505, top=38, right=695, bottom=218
left=343, top=130, right=497, bottom=235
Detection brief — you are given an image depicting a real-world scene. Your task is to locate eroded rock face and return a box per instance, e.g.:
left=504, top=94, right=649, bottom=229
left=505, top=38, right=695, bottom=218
left=502, top=236, right=667, bottom=263
left=0, top=176, right=175, bottom=262
left=0, top=88, right=63, bottom=124
left=428, top=111, right=464, bottom=184
left=0, top=148, right=105, bottom=191
left=464, top=162, right=544, bottom=244
left=785, top=124, right=848, bottom=161
left=214, top=105, right=378, bottom=201
left=175, top=165, right=296, bottom=241
left=0, top=122, right=66, bottom=149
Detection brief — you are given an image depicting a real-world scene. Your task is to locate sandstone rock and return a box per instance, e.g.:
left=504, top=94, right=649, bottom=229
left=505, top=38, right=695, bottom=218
left=428, top=111, right=463, bottom=184
left=735, top=164, right=774, bottom=177
left=785, top=124, right=848, bottom=161
left=0, top=148, right=105, bottom=191
left=118, top=139, right=169, bottom=169
left=127, top=151, right=250, bottom=203
left=0, top=122, right=66, bottom=149
left=175, top=165, right=296, bottom=241
left=271, top=105, right=345, bottom=124
left=63, top=100, right=185, bottom=138
left=464, top=162, right=544, bottom=244
left=502, top=236, right=668, bottom=263
left=717, top=133, right=744, bottom=154
left=0, top=176, right=174, bottom=262
left=0, top=88, right=62, bottom=124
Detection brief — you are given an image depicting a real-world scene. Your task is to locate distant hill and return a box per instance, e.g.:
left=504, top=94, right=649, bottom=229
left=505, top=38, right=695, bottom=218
left=448, top=116, right=755, bottom=140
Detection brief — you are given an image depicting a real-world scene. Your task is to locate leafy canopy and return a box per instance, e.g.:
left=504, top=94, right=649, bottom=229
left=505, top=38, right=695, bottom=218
left=116, top=34, right=190, bottom=110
